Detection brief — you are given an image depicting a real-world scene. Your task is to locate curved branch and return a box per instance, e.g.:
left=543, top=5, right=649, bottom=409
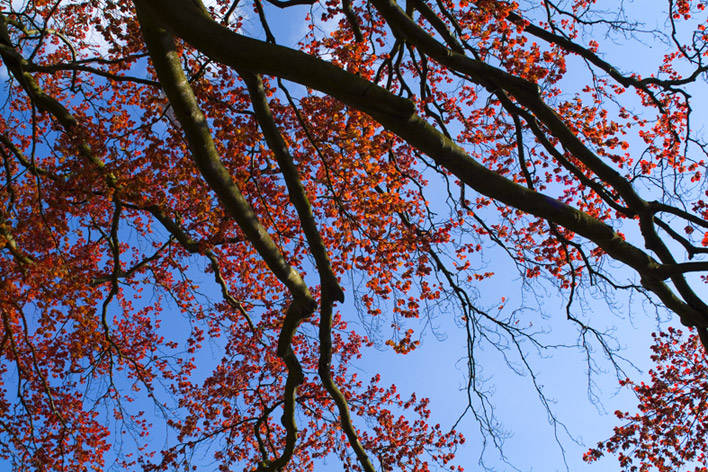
left=137, top=0, right=708, bottom=334
left=242, top=71, right=376, bottom=472
left=135, top=7, right=316, bottom=470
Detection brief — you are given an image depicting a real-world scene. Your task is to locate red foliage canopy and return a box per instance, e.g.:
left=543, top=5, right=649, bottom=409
left=586, top=328, right=708, bottom=472
left=0, top=0, right=707, bottom=470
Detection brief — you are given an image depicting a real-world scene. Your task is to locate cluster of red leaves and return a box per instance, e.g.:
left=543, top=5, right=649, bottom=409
left=144, top=312, right=464, bottom=472
left=584, top=327, right=708, bottom=471
left=0, top=1, right=466, bottom=469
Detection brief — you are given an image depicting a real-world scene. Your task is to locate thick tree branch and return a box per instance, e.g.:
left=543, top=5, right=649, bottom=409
left=242, top=71, right=376, bottom=472
left=137, top=0, right=708, bottom=334
left=135, top=7, right=317, bottom=470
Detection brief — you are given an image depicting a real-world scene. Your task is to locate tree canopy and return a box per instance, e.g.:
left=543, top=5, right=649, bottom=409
left=1, top=0, right=708, bottom=470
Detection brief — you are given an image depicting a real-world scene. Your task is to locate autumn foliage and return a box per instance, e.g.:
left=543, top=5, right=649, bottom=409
left=585, top=328, right=708, bottom=472
left=1, top=0, right=708, bottom=471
